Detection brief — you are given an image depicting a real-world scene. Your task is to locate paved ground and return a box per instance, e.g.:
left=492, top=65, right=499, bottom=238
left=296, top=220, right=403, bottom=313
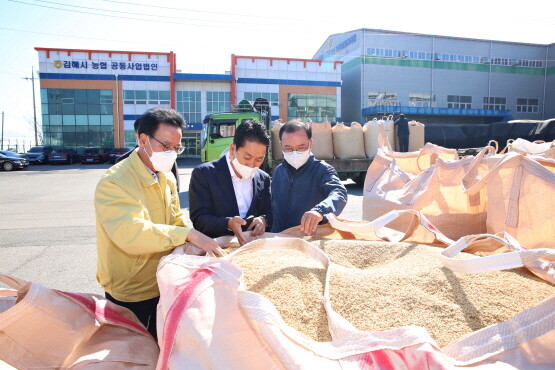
left=0, top=159, right=363, bottom=294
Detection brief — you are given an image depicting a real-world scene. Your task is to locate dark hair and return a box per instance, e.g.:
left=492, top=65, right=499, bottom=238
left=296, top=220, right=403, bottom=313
left=233, top=120, right=270, bottom=148
left=137, top=108, right=184, bottom=137
left=133, top=116, right=142, bottom=132
left=279, top=120, right=312, bottom=140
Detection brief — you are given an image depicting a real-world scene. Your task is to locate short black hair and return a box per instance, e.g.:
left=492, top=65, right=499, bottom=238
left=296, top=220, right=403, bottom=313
left=133, top=116, right=142, bottom=132
left=233, top=120, right=270, bottom=149
left=279, top=120, right=312, bottom=140
left=137, top=108, right=184, bottom=137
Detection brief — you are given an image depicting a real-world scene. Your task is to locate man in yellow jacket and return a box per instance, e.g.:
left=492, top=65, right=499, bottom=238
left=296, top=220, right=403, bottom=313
left=94, top=108, right=224, bottom=339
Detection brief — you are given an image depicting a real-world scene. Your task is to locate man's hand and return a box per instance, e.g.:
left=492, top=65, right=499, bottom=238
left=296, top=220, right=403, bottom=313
left=300, top=210, right=323, bottom=236
left=247, top=216, right=266, bottom=237
left=186, top=229, right=225, bottom=257
left=228, top=216, right=247, bottom=245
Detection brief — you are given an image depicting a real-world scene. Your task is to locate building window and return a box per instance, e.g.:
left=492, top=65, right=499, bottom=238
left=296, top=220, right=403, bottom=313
left=123, top=90, right=170, bottom=105
left=40, top=88, right=114, bottom=149
left=483, top=97, right=507, bottom=110
left=244, top=92, right=279, bottom=107
left=447, top=95, right=472, bottom=109
left=368, top=92, right=399, bottom=107
left=364, top=47, right=545, bottom=68
left=516, top=98, right=539, bottom=113
left=176, top=91, right=201, bottom=124
left=181, top=131, right=201, bottom=157
left=206, top=91, right=231, bottom=115
left=409, top=93, right=435, bottom=108
left=287, top=93, right=336, bottom=122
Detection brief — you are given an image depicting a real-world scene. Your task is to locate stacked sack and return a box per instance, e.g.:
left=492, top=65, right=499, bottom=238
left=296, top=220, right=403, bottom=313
left=271, top=119, right=284, bottom=160
left=309, top=121, right=335, bottom=160
left=332, top=122, right=366, bottom=159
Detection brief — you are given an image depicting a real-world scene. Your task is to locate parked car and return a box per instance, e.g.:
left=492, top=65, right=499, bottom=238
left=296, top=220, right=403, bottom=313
left=24, top=146, right=53, bottom=164
left=0, top=152, right=29, bottom=171
left=108, top=147, right=133, bottom=164
left=81, top=148, right=110, bottom=164
left=48, top=148, right=81, bottom=164
left=0, top=150, right=25, bottom=158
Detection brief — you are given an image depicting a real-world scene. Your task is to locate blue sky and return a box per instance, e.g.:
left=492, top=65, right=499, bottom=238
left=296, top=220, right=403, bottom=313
left=1, top=0, right=553, bottom=140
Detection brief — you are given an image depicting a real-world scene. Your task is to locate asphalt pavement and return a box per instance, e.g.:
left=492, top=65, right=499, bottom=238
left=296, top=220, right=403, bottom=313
left=0, top=159, right=363, bottom=294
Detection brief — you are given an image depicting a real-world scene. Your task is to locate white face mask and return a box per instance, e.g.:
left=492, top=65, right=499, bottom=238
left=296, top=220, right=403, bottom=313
left=283, top=148, right=311, bottom=170
left=231, top=156, right=257, bottom=181
left=145, top=138, right=177, bottom=172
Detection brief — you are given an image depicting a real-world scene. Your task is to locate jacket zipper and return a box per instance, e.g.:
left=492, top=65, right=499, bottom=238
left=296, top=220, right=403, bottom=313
left=285, top=170, right=297, bottom=225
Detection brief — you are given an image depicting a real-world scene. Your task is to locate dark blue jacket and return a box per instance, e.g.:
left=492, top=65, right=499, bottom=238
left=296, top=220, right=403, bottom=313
left=189, top=156, right=272, bottom=238
left=394, top=117, right=410, bottom=136
left=271, top=156, right=347, bottom=232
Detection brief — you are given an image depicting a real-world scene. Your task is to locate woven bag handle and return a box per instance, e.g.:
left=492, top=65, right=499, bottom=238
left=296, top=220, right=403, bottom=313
left=440, top=233, right=555, bottom=275
left=0, top=274, right=28, bottom=290
left=326, top=210, right=454, bottom=245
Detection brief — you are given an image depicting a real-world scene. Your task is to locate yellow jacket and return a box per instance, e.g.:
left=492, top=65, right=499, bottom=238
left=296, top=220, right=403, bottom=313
left=94, top=149, right=190, bottom=302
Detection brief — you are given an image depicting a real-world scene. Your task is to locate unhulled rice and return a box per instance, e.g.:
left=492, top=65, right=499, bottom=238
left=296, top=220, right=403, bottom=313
left=230, top=240, right=554, bottom=347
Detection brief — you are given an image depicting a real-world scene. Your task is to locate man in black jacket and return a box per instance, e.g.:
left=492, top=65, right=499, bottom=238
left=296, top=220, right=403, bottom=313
left=189, top=120, right=272, bottom=245
left=116, top=113, right=180, bottom=191
left=394, top=113, right=410, bottom=152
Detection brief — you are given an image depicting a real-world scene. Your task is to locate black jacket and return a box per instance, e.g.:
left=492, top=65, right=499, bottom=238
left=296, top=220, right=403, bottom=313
left=270, top=155, right=347, bottom=232
left=394, top=117, right=410, bottom=136
left=189, top=156, right=272, bottom=238
left=116, top=146, right=180, bottom=191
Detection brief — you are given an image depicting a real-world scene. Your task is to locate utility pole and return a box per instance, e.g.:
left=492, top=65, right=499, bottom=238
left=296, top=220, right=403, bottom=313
left=1, top=111, right=4, bottom=150
left=23, top=66, right=39, bottom=146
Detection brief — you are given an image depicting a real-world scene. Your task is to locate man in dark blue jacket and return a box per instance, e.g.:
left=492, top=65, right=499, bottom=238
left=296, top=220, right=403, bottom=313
left=189, top=120, right=272, bottom=245
left=394, top=113, right=410, bottom=152
left=271, top=121, right=347, bottom=234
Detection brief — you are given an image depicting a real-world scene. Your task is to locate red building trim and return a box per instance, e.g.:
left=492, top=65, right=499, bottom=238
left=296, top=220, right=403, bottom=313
left=234, top=55, right=343, bottom=67
left=231, top=54, right=237, bottom=106
left=170, top=51, right=176, bottom=110
left=35, top=47, right=171, bottom=61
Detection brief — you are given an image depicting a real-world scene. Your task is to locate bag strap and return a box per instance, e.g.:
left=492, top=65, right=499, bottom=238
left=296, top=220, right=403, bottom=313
left=0, top=274, right=28, bottom=290
left=325, top=210, right=455, bottom=245
left=440, top=233, right=555, bottom=274
left=487, top=140, right=499, bottom=153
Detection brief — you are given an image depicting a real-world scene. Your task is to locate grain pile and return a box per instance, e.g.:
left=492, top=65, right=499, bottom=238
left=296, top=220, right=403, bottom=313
left=230, top=240, right=555, bottom=347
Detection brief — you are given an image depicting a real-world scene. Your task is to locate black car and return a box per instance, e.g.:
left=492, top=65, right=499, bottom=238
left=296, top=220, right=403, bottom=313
left=25, top=146, right=54, bottom=164
left=108, top=148, right=133, bottom=164
left=81, top=148, right=110, bottom=164
left=0, top=152, right=29, bottom=171
left=48, top=148, right=81, bottom=164
left=0, top=150, right=25, bottom=158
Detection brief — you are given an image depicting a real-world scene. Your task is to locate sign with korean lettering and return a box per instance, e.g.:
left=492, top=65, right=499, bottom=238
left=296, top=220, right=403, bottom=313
left=38, top=50, right=170, bottom=76
left=54, top=60, right=158, bottom=71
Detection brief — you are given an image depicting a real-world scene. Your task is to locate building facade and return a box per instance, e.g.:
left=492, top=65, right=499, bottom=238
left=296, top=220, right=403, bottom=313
left=36, top=49, right=342, bottom=156
left=313, top=29, right=555, bottom=124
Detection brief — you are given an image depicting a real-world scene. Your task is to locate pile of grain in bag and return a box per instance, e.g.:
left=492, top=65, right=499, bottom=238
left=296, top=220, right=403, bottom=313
left=230, top=240, right=555, bottom=347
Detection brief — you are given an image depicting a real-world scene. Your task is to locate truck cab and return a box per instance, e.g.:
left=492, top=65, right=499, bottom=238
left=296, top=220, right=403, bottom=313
left=201, top=98, right=272, bottom=165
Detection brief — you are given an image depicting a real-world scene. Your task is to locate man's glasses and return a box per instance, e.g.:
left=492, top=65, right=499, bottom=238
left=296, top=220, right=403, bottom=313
left=150, top=136, right=185, bottom=155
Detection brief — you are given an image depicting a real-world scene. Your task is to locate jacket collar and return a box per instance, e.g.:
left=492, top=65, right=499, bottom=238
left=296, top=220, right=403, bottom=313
left=283, top=154, right=315, bottom=176
left=129, top=148, right=159, bottom=187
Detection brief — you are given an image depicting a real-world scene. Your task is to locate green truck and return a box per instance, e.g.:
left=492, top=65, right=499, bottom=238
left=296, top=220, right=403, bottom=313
left=200, top=98, right=372, bottom=185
